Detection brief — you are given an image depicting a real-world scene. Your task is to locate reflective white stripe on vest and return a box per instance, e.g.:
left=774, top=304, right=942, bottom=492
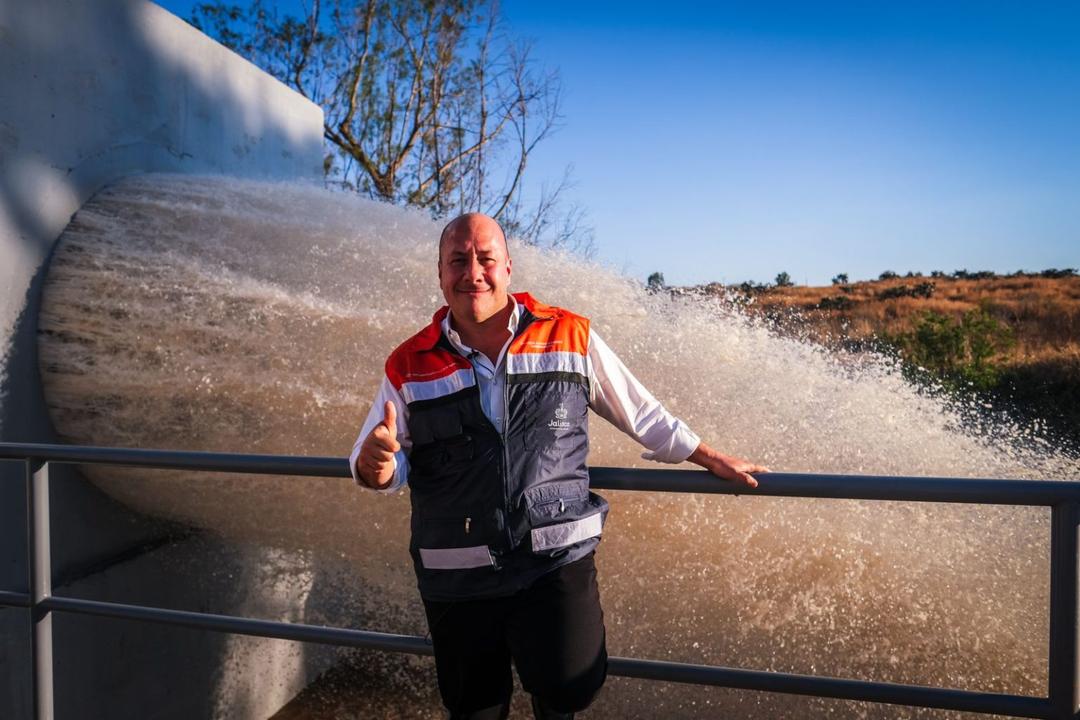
left=506, top=351, right=587, bottom=378
left=400, top=368, right=476, bottom=404
left=419, top=545, right=494, bottom=570
left=531, top=512, right=603, bottom=552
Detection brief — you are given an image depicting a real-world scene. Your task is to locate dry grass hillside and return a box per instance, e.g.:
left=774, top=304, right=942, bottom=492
left=685, top=272, right=1080, bottom=449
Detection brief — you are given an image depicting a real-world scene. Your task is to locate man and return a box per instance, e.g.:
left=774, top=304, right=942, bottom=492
left=351, top=213, right=766, bottom=720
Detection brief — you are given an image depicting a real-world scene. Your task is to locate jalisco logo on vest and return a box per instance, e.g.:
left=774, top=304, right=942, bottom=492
left=549, top=403, right=571, bottom=428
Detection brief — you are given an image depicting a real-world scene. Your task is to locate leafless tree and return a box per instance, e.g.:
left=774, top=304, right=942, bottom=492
left=192, top=0, right=592, bottom=251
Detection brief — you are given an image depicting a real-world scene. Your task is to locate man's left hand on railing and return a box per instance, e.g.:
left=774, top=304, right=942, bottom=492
left=688, top=442, right=768, bottom=488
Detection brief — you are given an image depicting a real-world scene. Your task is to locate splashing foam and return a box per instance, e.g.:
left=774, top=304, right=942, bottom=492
left=39, top=175, right=1076, bottom=717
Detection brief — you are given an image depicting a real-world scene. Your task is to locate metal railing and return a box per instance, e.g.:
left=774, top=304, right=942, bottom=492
left=1, top=441, right=1077, bottom=720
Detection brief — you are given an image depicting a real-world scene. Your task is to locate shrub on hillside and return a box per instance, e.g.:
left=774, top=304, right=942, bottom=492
left=953, top=269, right=997, bottom=280
left=999, top=355, right=1080, bottom=449
left=876, top=282, right=935, bottom=300
left=738, top=280, right=769, bottom=294
left=818, top=295, right=854, bottom=311
left=889, top=307, right=1015, bottom=391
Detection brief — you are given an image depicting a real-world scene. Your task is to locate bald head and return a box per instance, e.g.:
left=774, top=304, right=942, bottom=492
left=439, top=213, right=509, bottom=259
left=437, top=212, right=513, bottom=326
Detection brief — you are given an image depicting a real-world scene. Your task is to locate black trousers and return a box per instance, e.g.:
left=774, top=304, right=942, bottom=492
left=422, top=553, right=608, bottom=718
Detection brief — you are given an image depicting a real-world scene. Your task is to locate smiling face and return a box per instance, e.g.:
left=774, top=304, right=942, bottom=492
left=438, top=213, right=513, bottom=326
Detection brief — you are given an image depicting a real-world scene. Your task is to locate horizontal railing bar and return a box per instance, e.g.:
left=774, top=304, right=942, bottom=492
left=0, top=590, right=31, bottom=608
left=609, top=657, right=1051, bottom=718
left=0, top=442, right=345, bottom=478
left=43, top=596, right=434, bottom=655
left=589, top=467, right=1080, bottom=506
left=2, top=441, right=1078, bottom=505
left=34, top=595, right=1052, bottom=718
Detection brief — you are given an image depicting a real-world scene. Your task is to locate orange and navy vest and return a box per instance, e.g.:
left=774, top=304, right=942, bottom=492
left=386, top=292, right=609, bottom=600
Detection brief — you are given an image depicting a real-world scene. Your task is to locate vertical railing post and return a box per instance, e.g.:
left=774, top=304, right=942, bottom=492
left=1049, top=501, right=1079, bottom=720
left=27, top=460, right=54, bottom=720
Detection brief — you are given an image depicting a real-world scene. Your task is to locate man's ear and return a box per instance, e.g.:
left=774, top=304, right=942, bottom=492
left=506, top=256, right=512, bottom=284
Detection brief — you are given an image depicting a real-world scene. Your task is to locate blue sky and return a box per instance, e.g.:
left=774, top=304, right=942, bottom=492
left=157, top=1, right=1080, bottom=286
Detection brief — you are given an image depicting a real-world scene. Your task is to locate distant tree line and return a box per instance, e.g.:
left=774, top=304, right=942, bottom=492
left=646, top=267, right=1076, bottom=299
left=825, top=267, right=1077, bottom=284
left=871, top=268, right=1077, bottom=282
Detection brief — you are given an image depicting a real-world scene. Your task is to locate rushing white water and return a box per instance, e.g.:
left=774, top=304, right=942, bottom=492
left=38, top=174, right=1078, bottom=718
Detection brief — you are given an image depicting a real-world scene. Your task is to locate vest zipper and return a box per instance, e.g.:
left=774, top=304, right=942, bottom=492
left=500, top=313, right=537, bottom=546
left=501, top=367, right=511, bottom=516
left=452, top=313, right=535, bottom=557
left=466, top=358, right=508, bottom=560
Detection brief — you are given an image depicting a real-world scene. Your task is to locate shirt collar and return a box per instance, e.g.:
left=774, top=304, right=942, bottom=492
left=441, top=296, right=519, bottom=356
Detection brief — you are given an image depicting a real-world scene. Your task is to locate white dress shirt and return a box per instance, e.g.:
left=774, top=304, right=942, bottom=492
left=350, top=297, right=701, bottom=492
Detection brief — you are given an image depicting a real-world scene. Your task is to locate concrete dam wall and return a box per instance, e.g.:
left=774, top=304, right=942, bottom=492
left=0, top=1, right=324, bottom=716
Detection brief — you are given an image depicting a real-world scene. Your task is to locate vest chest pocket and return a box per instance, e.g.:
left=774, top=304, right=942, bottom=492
left=407, top=404, right=475, bottom=485
left=409, top=434, right=474, bottom=471
left=409, top=403, right=464, bottom=446
left=522, top=479, right=605, bottom=555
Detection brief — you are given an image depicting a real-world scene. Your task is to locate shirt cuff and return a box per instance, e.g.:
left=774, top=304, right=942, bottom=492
left=639, top=420, right=701, bottom=464
left=349, top=447, right=408, bottom=493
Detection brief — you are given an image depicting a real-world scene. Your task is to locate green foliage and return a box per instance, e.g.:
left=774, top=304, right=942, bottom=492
left=876, top=281, right=935, bottom=300
left=952, top=269, right=997, bottom=280
left=646, top=272, right=665, bottom=292
left=818, top=295, right=853, bottom=311
left=890, top=307, right=1015, bottom=391
left=998, top=356, right=1080, bottom=449
left=879, top=270, right=899, bottom=280
left=831, top=273, right=848, bottom=285
left=775, top=271, right=794, bottom=287
left=738, top=280, right=769, bottom=294
left=1040, top=268, right=1077, bottom=278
